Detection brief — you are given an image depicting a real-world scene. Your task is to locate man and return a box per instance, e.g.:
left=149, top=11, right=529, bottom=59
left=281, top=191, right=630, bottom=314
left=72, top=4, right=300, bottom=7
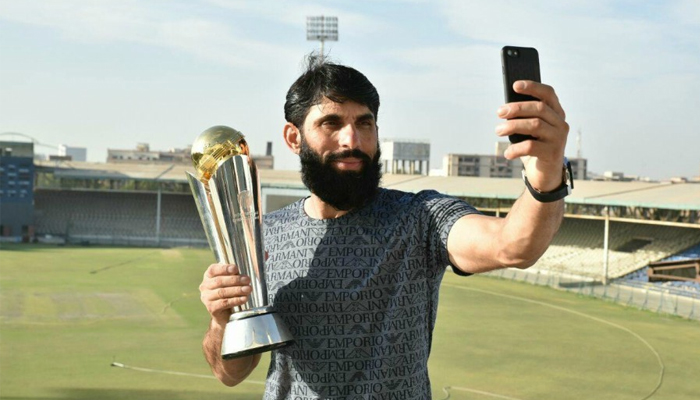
left=199, top=55, right=569, bottom=399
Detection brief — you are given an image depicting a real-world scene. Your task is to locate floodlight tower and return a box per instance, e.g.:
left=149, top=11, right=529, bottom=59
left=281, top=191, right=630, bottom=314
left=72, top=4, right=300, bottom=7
left=306, top=16, right=338, bottom=61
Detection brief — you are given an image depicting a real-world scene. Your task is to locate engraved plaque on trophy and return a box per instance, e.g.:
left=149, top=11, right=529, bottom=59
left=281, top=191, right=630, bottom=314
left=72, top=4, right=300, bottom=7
left=186, top=125, right=293, bottom=359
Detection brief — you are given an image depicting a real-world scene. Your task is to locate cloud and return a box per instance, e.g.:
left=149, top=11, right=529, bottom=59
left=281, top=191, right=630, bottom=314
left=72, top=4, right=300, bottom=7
left=1, top=0, right=698, bottom=178
left=373, top=0, right=700, bottom=178
left=204, top=0, right=389, bottom=38
left=433, top=0, right=699, bottom=78
left=672, top=0, right=700, bottom=26
left=0, top=0, right=300, bottom=69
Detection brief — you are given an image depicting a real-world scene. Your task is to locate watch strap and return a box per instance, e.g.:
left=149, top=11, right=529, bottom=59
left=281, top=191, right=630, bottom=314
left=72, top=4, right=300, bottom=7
left=522, top=158, right=573, bottom=203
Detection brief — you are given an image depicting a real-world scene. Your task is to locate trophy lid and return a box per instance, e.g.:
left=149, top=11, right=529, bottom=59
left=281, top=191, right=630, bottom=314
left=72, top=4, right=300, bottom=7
left=191, top=125, right=249, bottom=180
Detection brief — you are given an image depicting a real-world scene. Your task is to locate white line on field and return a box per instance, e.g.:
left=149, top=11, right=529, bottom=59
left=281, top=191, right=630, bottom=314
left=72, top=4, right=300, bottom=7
left=442, top=385, right=525, bottom=400
left=110, top=284, right=665, bottom=400
left=441, top=283, right=665, bottom=400
left=110, top=362, right=266, bottom=386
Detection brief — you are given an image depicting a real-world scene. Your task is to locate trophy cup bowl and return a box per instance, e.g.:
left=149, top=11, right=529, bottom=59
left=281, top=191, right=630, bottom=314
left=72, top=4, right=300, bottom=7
left=186, top=125, right=293, bottom=359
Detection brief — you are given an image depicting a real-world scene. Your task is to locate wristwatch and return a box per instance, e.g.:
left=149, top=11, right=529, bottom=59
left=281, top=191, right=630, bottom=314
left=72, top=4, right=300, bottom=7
left=522, top=158, right=574, bottom=203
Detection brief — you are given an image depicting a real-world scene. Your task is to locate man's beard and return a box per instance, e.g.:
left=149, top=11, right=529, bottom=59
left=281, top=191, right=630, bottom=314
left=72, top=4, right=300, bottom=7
left=299, top=138, right=382, bottom=211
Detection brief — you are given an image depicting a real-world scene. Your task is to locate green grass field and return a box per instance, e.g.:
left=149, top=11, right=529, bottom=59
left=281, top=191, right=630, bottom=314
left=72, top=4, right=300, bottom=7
left=1, top=244, right=698, bottom=400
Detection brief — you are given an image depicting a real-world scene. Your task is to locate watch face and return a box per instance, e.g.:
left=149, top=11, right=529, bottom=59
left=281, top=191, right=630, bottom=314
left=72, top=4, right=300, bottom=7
left=564, top=158, right=574, bottom=189
left=564, top=159, right=574, bottom=189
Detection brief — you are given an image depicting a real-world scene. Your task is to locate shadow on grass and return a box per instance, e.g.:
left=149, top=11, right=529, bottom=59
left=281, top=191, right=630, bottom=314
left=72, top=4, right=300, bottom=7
left=0, top=243, right=52, bottom=252
left=2, top=388, right=262, bottom=400
left=89, top=250, right=159, bottom=274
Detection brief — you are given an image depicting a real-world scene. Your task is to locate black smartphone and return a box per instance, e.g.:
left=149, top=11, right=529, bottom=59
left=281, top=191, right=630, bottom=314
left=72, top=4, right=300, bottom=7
left=501, top=45, right=541, bottom=143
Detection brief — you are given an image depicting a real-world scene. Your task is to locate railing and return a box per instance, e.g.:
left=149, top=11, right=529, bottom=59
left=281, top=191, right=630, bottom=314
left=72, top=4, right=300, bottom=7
left=485, top=267, right=700, bottom=321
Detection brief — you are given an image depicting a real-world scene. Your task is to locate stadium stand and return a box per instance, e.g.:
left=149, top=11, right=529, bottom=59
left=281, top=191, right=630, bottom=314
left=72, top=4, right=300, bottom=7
left=34, top=189, right=205, bottom=246
left=33, top=174, right=700, bottom=283
left=531, top=218, right=700, bottom=279
left=23, top=159, right=700, bottom=318
left=158, top=194, right=206, bottom=240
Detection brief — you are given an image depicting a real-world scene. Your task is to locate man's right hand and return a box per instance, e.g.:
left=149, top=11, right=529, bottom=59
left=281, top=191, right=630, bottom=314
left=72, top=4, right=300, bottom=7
left=199, top=263, right=252, bottom=326
left=200, top=263, right=260, bottom=387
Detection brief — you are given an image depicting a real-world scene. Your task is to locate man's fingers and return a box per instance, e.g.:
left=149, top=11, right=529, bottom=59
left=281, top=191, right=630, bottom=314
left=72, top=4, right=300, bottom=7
left=207, top=297, right=250, bottom=315
left=496, top=91, right=569, bottom=150
left=199, top=262, right=254, bottom=320
left=497, top=100, right=562, bottom=129
left=503, top=139, right=539, bottom=160
left=200, top=282, right=252, bottom=317
left=199, top=273, right=251, bottom=291
left=202, top=285, right=252, bottom=302
left=496, top=117, right=564, bottom=144
left=513, top=80, right=566, bottom=120
left=204, top=263, right=239, bottom=279
left=503, top=136, right=564, bottom=164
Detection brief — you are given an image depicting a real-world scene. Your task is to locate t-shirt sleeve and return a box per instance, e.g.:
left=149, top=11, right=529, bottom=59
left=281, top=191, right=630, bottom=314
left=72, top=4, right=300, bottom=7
left=418, top=190, right=480, bottom=271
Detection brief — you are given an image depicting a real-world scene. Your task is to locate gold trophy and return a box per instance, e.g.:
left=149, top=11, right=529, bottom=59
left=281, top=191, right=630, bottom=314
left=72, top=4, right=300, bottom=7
left=186, top=126, right=293, bottom=359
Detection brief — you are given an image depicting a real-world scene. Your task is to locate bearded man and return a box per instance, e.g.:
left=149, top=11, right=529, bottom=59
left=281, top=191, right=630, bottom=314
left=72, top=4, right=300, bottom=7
left=198, top=54, right=570, bottom=399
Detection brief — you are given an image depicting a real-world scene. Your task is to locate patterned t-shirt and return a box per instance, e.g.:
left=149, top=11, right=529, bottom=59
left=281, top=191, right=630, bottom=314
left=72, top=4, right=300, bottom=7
left=261, top=188, right=478, bottom=400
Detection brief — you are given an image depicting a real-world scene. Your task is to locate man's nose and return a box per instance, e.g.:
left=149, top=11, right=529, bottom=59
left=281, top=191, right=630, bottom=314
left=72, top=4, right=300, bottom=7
left=338, top=124, right=360, bottom=149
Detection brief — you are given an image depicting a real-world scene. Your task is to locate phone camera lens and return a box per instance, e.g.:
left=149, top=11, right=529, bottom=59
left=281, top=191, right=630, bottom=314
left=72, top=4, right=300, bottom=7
left=507, top=49, right=519, bottom=57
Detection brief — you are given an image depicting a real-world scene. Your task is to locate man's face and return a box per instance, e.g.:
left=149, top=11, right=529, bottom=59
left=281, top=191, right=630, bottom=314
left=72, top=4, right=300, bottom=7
left=300, top=97, right=379, bottom=167
left=298, top=97, right=382, bottom=211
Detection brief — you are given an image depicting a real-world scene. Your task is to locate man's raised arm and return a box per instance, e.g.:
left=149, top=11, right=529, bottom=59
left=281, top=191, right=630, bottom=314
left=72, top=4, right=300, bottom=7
left=448, top=80, right=569, bottom=274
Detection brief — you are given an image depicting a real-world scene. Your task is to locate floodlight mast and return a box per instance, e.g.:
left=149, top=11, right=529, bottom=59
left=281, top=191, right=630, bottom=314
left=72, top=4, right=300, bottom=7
left=306, top=16, right=338, bottom=61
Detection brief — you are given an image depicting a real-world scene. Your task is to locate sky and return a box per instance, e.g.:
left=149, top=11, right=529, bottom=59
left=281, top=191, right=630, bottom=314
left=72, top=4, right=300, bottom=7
left=1, top=0, right=699, bottom=180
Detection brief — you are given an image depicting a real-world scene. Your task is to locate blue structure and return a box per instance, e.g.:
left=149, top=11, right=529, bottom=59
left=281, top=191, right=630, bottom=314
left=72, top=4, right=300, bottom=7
left=0, top=141, right=35, bottom=241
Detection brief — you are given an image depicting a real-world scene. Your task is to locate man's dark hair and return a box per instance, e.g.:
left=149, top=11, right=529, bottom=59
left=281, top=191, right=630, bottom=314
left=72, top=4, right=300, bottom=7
left=284, top=54, right=380, bottom=128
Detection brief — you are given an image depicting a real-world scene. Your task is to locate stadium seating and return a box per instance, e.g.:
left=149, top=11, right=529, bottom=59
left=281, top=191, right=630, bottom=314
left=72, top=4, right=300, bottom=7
left=34, top=189, right=205, bottom=245
left=532, top=218, right=700, bottom=279
left=34, top=189, right=700, bottom=278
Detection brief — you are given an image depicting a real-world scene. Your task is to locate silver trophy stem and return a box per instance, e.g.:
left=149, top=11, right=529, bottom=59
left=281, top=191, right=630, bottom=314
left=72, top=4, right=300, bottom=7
left=187, top=155, right=293, bottom=358
left=209, top=156, right=267, bottom=310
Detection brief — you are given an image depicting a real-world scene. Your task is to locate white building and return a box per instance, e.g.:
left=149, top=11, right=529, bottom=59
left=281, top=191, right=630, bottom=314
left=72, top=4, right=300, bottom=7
left=58, top=144, right=87, bottom=162
left=443, top=142, right=522, bottom=178
left=380, top=139, right=430, bottom=175
left=444, top=141, right=587, bottom=180
left=107, top=142, right=274, bottom=169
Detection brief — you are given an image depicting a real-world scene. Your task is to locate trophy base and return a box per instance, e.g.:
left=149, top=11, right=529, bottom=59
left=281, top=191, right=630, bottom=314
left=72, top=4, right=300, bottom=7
left=221, top=309, right=294, bottom=360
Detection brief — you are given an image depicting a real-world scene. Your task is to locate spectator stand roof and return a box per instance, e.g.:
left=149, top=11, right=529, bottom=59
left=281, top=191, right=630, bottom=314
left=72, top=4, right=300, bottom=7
left=36, top=161, right=700, bottom=212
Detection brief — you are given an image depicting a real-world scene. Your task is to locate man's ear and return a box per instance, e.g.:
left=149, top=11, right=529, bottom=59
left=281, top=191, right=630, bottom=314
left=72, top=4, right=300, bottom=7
left=283, top=123, right=302, bottom=155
